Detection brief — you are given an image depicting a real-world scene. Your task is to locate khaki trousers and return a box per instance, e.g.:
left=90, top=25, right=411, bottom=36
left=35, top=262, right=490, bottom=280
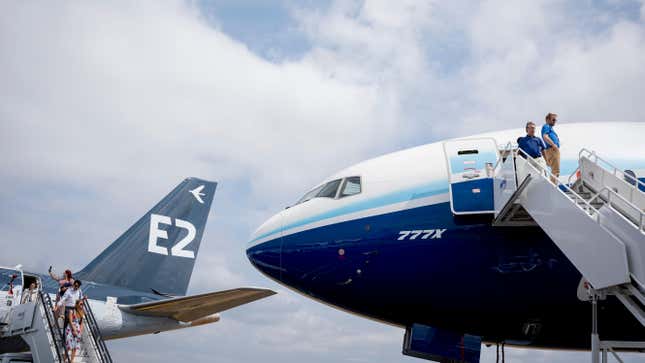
left=544, top=147, right=560, bottom=182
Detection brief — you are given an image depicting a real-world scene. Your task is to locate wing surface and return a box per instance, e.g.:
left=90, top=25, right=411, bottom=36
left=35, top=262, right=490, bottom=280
left=119, top=287, right=275, bottom=322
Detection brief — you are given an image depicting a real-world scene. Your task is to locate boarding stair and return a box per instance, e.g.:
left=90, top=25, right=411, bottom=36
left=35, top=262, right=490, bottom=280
left=443, top=138, right=645, bottom=362
left=495, top=147, right=645, bottom=297
left=493, top=145, right=645, bottom=362
left=0, top=289, right=112, bottom=363
left=79, top=297, right=112, bottom=363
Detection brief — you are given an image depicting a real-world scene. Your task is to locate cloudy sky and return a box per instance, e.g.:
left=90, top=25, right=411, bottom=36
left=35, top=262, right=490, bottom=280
left=1, top=1, right=644, bottom=362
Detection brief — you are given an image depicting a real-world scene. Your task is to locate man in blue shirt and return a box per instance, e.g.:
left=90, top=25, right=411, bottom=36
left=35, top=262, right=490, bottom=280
left=517, top=121, right=547, bottom=171
left=542, top=113, right=560, bottom=183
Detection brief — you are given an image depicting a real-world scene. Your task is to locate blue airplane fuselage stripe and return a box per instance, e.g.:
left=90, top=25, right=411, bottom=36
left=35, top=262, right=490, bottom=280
left=253, top=158, right=645, bottom=244
left=251, top=164, right=584, bottom=244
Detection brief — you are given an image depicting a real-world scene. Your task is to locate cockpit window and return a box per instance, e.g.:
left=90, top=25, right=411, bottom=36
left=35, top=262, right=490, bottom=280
left=316, top=179, right=342, bottom=198
left=295, top=177, right=361, bottom=205
left=339, top=176, right=361, bottom=197
left=296, top=184, right=324, bottom=205
left=295, top=179, right=341, bottom=205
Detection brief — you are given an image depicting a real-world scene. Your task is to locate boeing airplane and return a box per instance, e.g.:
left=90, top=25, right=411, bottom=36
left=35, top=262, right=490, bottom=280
left=247, top=122, right=645, bottom=362
left=1, top=178, right=275, bottom=353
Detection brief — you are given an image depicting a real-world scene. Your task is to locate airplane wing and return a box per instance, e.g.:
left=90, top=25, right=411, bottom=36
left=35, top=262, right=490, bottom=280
left=119, top=287, right=276, bottom=322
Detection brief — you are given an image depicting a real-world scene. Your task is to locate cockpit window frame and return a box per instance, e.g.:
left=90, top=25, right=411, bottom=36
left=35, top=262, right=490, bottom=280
left=295, top=175, right=363, bottom=206
left=337, top=176, right=362, bottom=199
left=316, top=178, right=343, bottom=199
left=295, top=184, right=324, bottom=205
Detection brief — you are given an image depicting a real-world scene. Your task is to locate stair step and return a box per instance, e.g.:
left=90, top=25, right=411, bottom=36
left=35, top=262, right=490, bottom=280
left=513, top=212, right=531, bottom=216
left=576, top=199, right=603, bottom=206
left=565, top=190, right=592, bottom=196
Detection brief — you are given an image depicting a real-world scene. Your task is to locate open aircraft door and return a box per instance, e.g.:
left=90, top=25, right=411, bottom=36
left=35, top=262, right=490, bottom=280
left=443, top=138, right=499, bottom=215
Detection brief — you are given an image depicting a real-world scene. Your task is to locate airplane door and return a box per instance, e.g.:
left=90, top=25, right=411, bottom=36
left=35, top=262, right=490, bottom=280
left=443, top=138, right=499, bottom=214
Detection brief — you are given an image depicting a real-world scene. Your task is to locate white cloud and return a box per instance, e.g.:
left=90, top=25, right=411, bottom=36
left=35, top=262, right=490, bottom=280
left=460, top=0, right=645, bottom=133
left=295, top=0, right=645, bottom=141
left=0, top=1, right=399, bottom=209
left=295, top=0, right=435, bottom=101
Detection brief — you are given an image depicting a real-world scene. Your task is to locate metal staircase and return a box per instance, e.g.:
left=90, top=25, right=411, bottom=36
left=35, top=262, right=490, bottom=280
left=494, top=145, right=645, bottom=362
left=0, top=291, right=112, bottom=363
left=40, top=292, right=70, bottom=363
left=0, top=290, right=70, bottom=363
left=80, top=299, right=113, bottom=363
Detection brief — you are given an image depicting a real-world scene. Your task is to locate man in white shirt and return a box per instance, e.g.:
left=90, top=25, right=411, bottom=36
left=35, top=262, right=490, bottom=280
left=56, top=280, right=82, bottom=331
left=57, top=281, right=82, bottom=307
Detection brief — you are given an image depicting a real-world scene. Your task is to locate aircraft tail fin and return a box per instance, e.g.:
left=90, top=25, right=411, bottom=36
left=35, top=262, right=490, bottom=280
left=76, top=178, right=217, bottom=296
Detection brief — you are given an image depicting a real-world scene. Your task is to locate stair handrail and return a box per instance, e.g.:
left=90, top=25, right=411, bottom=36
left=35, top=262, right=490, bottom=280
left=82, top=297, right=113, bottom=363
left=38, top=290, right=70, bottom=363
left=516, top=147, right=601, bottom=218
left=567, top=166, right=580, bottom=186
left=579, top=148, right=645, bottom=196
left=588, top=186, right=645, bottom=234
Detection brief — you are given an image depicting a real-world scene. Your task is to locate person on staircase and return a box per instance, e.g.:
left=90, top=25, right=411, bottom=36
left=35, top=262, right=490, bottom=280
left=542, top=113, right=561, bottom=184
left=20, top=281, right=38, bottom=304
left=49, top=266, right=74, bottom=316
left=517, top=121, right=547, bottom=173
left=57, top=280, right=83, bottom=337
left=64, top=299, right=85, bottom=363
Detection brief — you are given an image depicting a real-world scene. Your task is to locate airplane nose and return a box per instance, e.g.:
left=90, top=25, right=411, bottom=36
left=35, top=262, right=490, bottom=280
left=246, top=214, right=283, bottom=282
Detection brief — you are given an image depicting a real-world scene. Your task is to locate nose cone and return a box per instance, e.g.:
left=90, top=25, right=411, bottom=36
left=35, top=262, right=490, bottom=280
left=246, top=213, right=283, bottom=282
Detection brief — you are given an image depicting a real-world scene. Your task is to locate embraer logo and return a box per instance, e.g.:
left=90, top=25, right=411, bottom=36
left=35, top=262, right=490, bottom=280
left=148, top=214, right=196, bottom=259
left=397, top=229, right=447, bottom=240
left=190, top=185, right=206, bottom=204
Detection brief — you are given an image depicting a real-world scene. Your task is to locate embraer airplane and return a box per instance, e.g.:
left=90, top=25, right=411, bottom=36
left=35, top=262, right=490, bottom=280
left=247, top=122, right=645, bottom=362
left=1, top=178, right=275, bottom=353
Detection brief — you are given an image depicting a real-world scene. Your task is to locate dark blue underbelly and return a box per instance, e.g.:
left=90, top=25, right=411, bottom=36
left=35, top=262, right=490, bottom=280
left=248, top=202, right=645, bottom=349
